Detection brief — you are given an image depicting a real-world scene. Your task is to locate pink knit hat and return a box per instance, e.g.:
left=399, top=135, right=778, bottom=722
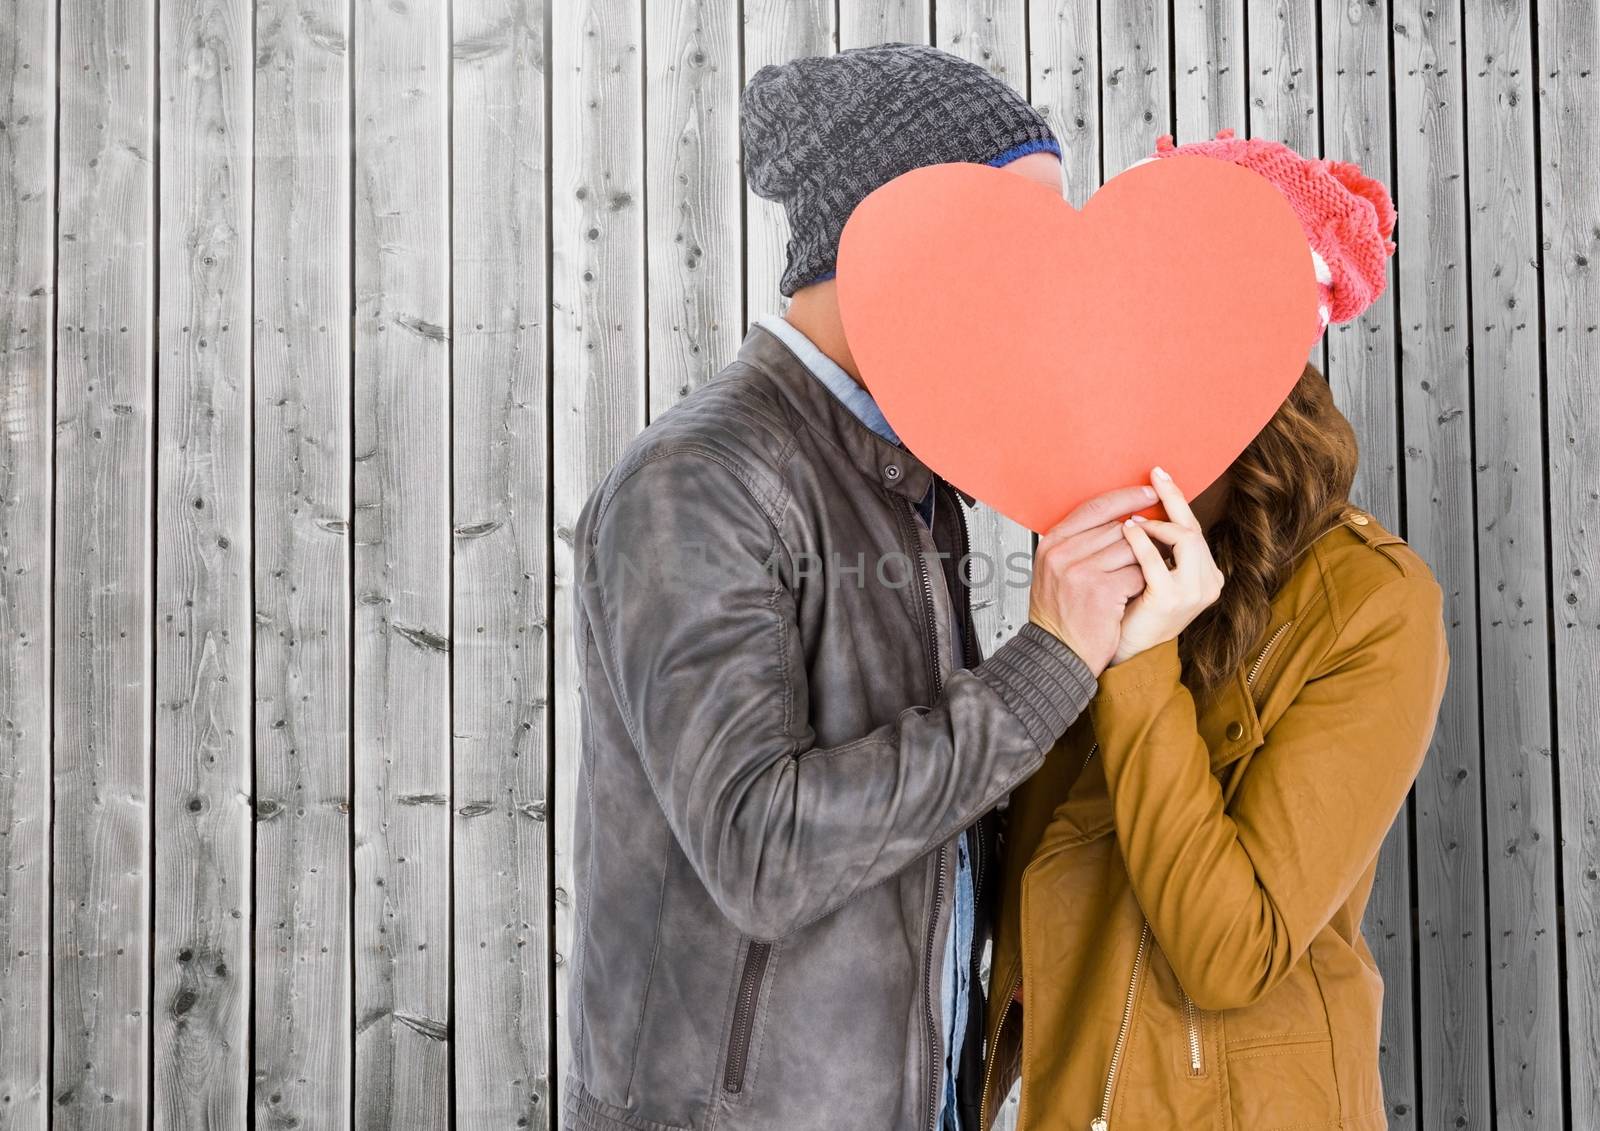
left=1148, top=129, right=1397, bottom=332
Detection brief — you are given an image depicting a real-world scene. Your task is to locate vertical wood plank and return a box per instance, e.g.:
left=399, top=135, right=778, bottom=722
left=1248, top=0, right=1324, bottom=376
left=646, top=0, right=741, bottom=415
left=1322, top=0, right=1403, bottom=525
left=52, top=0, right=157, bottom=1123
left=1030, top=0, right=1100, bottom=212
left=1320, top=1, right=1415, bottom=1124
left=741, top=0, right=834, bottom=318
left=550, top=0, right=647, bottom=1110
left=937, top=0, right=1026, bottom=93
left=1461, top=2, right=1563, bottom=1127
left=0, top=0, right=55, bottom=1122
left=1173, top=0, right=1245, bottom=140
left=450, top=0, right=553, bottom=1125
left=352, top=0, right=453, bottom=1123
left=252, top=0, right=354, bottom=1126
left=933, top=0, right=1033, bottom=672
left=152, top=0, right=254, bottom=1124
left=1099, top=0, right=1169, bottom=176
left=840, top=0, right=929, bottom=47
left=1541, top=0, right=1600, bottom=1126
left=1392, top=1, right=1493, bottom=1126
left=1248, top=0, right=1321, bottom=150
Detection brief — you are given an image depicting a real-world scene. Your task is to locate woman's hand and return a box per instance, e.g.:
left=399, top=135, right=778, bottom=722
left=1109, top=466, right=1225, bottom=666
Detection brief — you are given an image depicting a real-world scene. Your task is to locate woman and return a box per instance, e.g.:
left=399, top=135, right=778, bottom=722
left=978, top=142, right=1449, bottom=1131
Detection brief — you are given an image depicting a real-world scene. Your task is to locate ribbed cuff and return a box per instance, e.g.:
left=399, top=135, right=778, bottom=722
left=974, top=622, right=1099, bottom=752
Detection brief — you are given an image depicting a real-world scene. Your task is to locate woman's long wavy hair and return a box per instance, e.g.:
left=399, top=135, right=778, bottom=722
left=1179, top=361, right=1360, bottom=700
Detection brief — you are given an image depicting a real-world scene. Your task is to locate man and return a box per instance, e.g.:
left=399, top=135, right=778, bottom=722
left=564, top=43, right=1151, bottom=1131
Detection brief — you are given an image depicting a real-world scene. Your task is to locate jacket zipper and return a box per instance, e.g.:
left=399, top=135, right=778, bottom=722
left=1247, top=619, right=1295, bottom=685
left=1093, top=618, right=1295, bottom=1124
left=951, top=489, right=986, bottom=908
left=949, top=486, right=1001, bottom=1131
left=1090, top=921, right=1151, bottom=1131
left=722, top=940, right=772, bottom=1093
left=924, top=845, right=950, bottom=1131
left=978, top=964, right=1021, bottom=1127
left=1181, top=990, right=1205, bottom=1076
left=897, top=492, right=950, bottom=1131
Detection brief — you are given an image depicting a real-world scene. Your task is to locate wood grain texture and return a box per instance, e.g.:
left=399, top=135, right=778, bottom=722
left=938, top=0, right=1026, bottom=93
left=5, top=4, right=1600, bottom=1127
left=1173, top=0, right=1245, bottom=140
left=351, top=0, right=452, bottom=1125
left=740, top=0, right=834, bottom=318
left=251, top=0, right=354, bottom=1127
left=1321, top=0, right=1402, bottom=526
left=1029, top=0, right=1099, bottom=209
left=1248, top=0, right=1320, bottom=150
left=550, top=0, right=647, bottom=1115
left=52, top=0, right=157, bottom=1125
left=1391, top=1, right=1492, bottom=1126
left=1462, top=2, right=1562, bottom=1127
left=0, top=0, right=55, bottom=1123
left=1320, top=2, right=1414, bottom=1124
left=450, top=0, right=552, bottom=1125
left=646, top=0, right=741, bottom=414
left=152, top=0, right=254, bottom=1124
left=1540, top=1, right=1600, bottom=1127
left=1098, top=0, right=1169, bottom=177
left=840, top=0, right=930, bottom=47
left=1247, top=0, right=1324, bottom=371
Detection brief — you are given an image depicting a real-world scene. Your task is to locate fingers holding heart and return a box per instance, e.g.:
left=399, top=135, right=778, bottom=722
left=1084, top=535, right=1138, bottom=573
left=1127, top=516, right=1209, bottom=571
left=1121, top=519, right=1171, bottom=584
left=1043, top=517, right=1139, bottom=564
left=1039, top=485, right=1161, bottom=549
left=1149, top=465, right=1201, bottom=527
left=1108, top=470, right=1227, bottom=666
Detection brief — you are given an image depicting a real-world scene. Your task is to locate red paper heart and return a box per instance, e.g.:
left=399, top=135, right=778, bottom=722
left=836, top=156, right=1321, bottom=533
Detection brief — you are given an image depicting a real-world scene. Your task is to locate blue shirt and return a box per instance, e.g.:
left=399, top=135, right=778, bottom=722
left=757, top=313, right=975, bottom=1131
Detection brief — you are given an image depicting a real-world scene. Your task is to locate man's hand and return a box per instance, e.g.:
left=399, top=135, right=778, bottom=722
left=1028, top=486, right=1157, bottom=675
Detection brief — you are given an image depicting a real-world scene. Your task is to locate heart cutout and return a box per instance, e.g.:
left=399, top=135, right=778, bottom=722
left=836, top=156, right=1321, bottom=533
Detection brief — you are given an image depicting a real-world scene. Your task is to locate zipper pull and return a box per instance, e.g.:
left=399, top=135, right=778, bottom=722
left=1091, top=1120, right=1109, bottom=1131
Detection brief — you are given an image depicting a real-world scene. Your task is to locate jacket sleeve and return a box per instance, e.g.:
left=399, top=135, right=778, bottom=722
left=1089, top=571, right=1448, bottom=1010
left=580, top=449, right=1097, bottom=941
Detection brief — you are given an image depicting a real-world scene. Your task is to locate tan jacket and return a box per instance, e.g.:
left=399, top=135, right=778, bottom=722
left=980, top=509, right=1449, bottom=1131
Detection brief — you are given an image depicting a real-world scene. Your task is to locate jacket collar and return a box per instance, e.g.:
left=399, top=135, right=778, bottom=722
left=736, top=320, right=976, bottom=507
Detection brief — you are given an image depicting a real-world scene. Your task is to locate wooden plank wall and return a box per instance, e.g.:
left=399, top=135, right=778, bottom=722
left=252, top=0, right=353, bottom=1124
left=0, top=1, right=1594, bottom=1128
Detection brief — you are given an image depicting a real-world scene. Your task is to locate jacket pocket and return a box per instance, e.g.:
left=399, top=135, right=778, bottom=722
left=722, top=940, right=773, bottom=1094
left=1224, top=1036, right=1341, bottom=1130
left=563, top=1074, right=694, bottom=1131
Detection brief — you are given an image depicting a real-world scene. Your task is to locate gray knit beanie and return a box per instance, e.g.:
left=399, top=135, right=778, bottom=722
left=740, top=42, right=1061, bottom=296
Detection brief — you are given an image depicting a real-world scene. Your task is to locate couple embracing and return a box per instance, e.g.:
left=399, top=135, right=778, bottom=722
left=562, top=43, right=1448, bottom=1131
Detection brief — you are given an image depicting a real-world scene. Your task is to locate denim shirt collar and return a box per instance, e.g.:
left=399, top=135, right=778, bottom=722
left=739, top=319, right=933, bottom=505
left=755, top=314, right=905, bottom=446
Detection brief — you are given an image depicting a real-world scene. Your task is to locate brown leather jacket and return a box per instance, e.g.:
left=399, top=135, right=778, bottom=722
left=980, top=509, right=1449, bottom=1131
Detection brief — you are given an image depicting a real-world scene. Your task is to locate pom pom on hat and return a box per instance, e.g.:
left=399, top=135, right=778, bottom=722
left=1151, top=129, right=1396, bottom=331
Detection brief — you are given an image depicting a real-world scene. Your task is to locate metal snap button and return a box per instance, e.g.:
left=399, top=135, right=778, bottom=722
left=1350, top=513, right=1369, bottom=526
left=1225, top=721, right=1245, bottom=741
left=884, top=464, right=901, bottom=481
